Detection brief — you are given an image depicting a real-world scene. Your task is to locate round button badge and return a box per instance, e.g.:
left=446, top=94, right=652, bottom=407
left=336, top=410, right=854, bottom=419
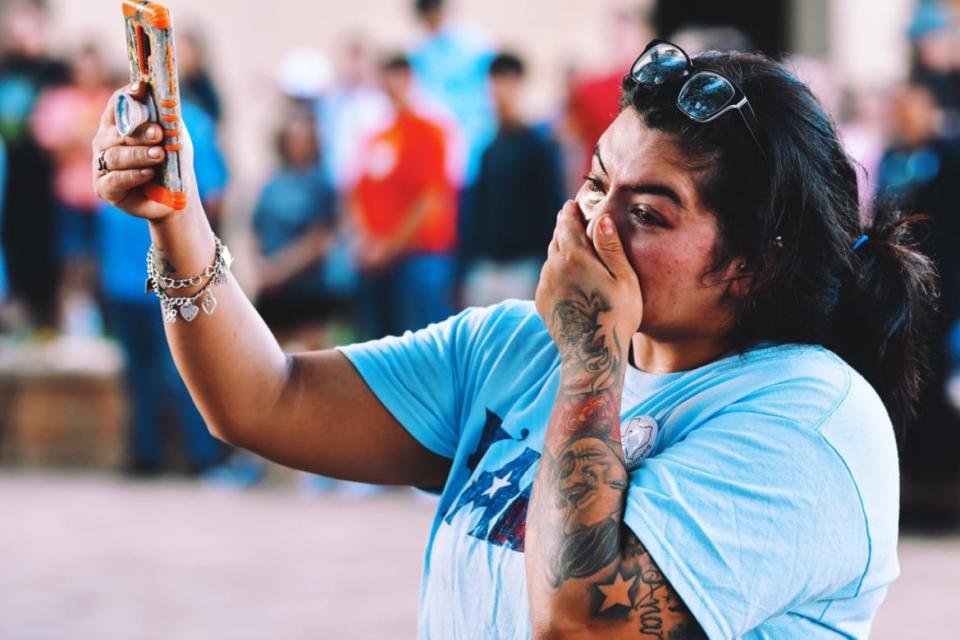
left=621, top=415, right=659, bottom=471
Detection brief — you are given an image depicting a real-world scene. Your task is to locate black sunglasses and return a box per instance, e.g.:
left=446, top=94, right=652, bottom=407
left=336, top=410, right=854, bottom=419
left=629, top=39, right=766, bottom=159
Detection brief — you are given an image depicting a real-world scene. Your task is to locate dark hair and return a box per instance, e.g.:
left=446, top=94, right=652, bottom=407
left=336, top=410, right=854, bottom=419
left=415, top=0, right=444, bottom=17
left=490, top=52, right=525, bottom=78
left=619, top=50, right=938, bottom=436
left=381, top=53, right=412, bottom=74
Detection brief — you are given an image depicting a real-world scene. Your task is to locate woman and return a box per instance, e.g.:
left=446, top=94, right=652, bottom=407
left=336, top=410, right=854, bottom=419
left=92, top=43, right=935, bottom=638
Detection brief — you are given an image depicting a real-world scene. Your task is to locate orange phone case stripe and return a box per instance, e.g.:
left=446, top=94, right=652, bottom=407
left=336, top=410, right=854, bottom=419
left=160, top=115, right=178, bottom=122
left=160, top=99, right=178, bottom=108
left=144, top=182, right=187, bottom=210
left=163, top=128, right=179, bottom=137
left=164, top=144, right=182, bottom=152
left=141, top=3, right=171, bottom=30
left=122, top=1, right=138, bottom=18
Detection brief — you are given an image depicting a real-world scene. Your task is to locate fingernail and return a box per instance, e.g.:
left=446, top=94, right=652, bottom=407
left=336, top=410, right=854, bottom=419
left=148, top=125, right=160, bottom=138
left=148, top=147, right=163, bottom=158
left=601, top=216, right=615, bottom=235
left=140, top=168, right=154, bottom=176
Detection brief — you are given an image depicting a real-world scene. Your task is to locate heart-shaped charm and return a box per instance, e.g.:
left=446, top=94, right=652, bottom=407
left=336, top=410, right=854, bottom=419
left=201, top=290, right=217, bottom=316
left=163, top=306, right=178, bottom=324
left=180, top=302, right=199, bottom=322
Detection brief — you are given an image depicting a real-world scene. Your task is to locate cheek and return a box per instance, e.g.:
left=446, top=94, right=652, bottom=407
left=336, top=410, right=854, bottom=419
left=625, top=235, right=715, bottom=302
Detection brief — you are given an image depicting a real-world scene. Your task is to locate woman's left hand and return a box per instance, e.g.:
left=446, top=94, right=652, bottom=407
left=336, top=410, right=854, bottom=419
left=535, top=200, right=643, bottom=381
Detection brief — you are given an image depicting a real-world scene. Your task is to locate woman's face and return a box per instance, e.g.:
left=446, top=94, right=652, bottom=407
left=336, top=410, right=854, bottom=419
left=576, top=109, right=741, bottom=342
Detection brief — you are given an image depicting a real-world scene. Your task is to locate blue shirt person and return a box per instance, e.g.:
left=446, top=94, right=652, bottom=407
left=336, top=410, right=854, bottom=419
left=341, top=300, right=899, bottom=638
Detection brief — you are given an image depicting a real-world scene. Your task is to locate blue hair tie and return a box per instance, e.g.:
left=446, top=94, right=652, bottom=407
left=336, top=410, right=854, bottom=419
left=852, top=234, right=869, bottom=251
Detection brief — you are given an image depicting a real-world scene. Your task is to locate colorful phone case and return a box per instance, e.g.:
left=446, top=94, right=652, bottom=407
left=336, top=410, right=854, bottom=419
left=121, top=0, right=187, bottom=210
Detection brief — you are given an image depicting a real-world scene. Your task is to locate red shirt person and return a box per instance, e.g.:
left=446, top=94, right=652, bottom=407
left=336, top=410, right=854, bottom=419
left=350, top=55, right=457, bottom=339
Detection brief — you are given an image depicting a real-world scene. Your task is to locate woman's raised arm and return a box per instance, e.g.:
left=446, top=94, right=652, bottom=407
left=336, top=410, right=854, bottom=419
left=93, top=85, right=450, bottom=487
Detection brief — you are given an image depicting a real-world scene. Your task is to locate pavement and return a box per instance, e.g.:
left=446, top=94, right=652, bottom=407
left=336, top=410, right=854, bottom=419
left=0, top=471, right=957, bottom=639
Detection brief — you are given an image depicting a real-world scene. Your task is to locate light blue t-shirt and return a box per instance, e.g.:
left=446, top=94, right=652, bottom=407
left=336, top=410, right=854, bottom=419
left=340, top=300, right=899, bottom=639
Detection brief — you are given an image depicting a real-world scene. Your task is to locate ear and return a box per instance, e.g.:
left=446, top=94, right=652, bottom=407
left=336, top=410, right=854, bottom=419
left=723, top=258, right=757, bottom=299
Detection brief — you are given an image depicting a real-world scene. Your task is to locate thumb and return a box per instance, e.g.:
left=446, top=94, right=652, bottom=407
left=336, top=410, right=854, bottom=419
left=592, top=215, right=632, bottom=278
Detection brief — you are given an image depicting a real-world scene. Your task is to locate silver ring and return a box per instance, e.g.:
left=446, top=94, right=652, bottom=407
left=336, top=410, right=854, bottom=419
left=97, top=150, right=109, bottom=174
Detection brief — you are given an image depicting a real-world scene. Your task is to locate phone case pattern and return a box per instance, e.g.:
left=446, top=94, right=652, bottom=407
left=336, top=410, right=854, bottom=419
left=122, top=0, right=187, bottom=210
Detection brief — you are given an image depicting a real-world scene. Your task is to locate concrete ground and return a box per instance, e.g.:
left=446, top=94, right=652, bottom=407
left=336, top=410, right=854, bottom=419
left=0, top=471, right=957, bottom=639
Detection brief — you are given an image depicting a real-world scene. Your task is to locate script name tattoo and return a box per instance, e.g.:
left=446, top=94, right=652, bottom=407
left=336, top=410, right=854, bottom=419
left=529, top=288, right=706, bottom=638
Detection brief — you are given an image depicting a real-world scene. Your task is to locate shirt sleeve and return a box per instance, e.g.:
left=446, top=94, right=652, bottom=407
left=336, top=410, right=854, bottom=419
left=337, top=306, right=496, bottom=459
left=623, top=392, right=870, bottom=639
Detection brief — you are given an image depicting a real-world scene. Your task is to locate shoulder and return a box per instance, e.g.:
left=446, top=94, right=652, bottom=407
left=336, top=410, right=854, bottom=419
left=714, top=343, right=871, bottom=431
left=451, top=299, right=549, bottom=354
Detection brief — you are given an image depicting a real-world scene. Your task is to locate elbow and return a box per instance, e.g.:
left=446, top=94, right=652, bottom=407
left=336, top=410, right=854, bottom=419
left=205, top=418, right=243, bottom=447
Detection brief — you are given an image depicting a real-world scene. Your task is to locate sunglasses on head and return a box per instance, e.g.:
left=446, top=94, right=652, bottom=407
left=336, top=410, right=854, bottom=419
left=629, top=39, right=766, bottom=159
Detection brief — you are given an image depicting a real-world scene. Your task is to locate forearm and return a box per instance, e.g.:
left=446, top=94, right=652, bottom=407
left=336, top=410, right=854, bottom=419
left=527, top=288, right=630, bottom=633
left=526, top=288, right=704, bottom=639
left=148, top=200, right=289, bottom=442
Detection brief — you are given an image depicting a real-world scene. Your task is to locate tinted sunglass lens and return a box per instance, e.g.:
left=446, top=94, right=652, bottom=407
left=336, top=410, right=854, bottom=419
left=631, top=44, right=689, bottom=85
left=677, top=72, right=736, bottom=121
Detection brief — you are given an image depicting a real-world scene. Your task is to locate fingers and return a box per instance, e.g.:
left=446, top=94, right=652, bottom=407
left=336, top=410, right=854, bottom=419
left=96, top=167, right=156, bottom=204
left=554, top=200, right=589, bottom=251
left=99, top=144, right=166, bottom=172
left=591, top=214, right=634, bottom=280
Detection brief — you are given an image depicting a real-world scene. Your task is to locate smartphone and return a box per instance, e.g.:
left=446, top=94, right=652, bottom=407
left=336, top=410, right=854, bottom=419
left=120, top=0, right=187, bottom=210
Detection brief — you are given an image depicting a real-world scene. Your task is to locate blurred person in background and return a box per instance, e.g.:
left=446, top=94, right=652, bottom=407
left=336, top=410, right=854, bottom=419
left=351, top=54, right=456, bottom=339
left=877, top=80, right=960, bottom=530
left=908, top=0, right=960, bottom=131
left=176, top=27, right=222, bottom=126
left=409, top=0, right=494, bottom=258
left=0, top=136, right=7, bottom=310
left=98, top=83, right=229, bottom=477
left=253, top=107, right=338, bottom=350
left=461, top=52, right=564, bottom=307
left=564, top=2, right=653, bottom=174
left=0, top=0, right=68, bottom=333
left=30, top=43, right=113, bottom=333
left=318, top=35, right=391, bottom=195
left=176, top=27, right=227, bottom=231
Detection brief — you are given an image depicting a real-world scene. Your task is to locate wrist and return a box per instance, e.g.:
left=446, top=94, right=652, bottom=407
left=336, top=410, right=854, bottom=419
left=147, top=199, right=217, bottom=282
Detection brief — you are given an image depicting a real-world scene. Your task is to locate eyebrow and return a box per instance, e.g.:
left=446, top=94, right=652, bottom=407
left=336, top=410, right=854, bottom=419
left=593, top=145, right=685, bottom=209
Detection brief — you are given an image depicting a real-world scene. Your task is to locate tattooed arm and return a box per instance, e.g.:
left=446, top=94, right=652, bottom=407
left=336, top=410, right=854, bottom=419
left=528, top=203, right=705, bottom=638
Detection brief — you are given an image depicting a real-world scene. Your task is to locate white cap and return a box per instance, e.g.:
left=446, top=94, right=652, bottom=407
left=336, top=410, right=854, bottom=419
left=276, top=48, right=333, bottom=100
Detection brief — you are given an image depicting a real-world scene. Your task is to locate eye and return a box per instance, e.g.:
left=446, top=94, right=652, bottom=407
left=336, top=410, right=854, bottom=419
left=583, top=174, right=605, bottom=193
left=582, top=175, right=605, bottom=204
left=631, top=206, right=663, bottom=226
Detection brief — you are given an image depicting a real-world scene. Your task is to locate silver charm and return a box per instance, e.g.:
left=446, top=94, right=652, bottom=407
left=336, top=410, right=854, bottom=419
left=222, top=245, right=234, bottom=269
left=163, top=305, right=178, bottom=324
left=214, top=271, right=228, bottom=285
left=201, top=289, right=217, bottom=316
left=181, top=302, right=199, bottom=322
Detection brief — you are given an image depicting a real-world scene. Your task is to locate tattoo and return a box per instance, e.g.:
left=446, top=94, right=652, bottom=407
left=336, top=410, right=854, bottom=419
left=552, top=290, right=621, bottom=397
left=156, top=248, right=177, bottom=277
left=528, top=287, right=705, bottom=638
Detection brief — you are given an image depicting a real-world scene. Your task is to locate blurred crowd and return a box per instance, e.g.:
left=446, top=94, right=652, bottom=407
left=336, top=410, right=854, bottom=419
left=1, top=0, right=959, bottom=522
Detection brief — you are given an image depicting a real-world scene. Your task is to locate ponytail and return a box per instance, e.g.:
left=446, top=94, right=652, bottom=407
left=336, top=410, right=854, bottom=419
left=832, top=204, right=939, bottom=438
